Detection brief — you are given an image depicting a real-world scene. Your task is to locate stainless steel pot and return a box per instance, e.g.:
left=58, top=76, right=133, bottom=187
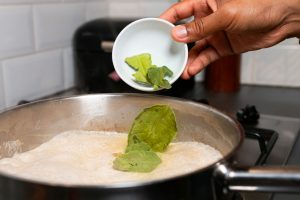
left=0, top=94, right=299, bottom=200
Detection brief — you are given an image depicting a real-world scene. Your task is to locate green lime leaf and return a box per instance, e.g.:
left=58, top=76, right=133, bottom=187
left=147, top=67, right=164, bottom=86
left=125, top=53, right=151, bottom=70
left=113, top=150, right=161, bottom=172
left=113, top=105, right=177, bottom=173
left=125, top=53, right=152, bottom=76
left=132, top=71, right=149, bottom=84
left=125, top=141, right=151, bottom=153
left=124, top=54, right=174, bottom=90
left=160, top=79, right=171, bottom=89
left=128, top=105, right=177, bottom=152
left=161, top=66, right=173, bottom=77
left=147, top=66, right=173, bottom=90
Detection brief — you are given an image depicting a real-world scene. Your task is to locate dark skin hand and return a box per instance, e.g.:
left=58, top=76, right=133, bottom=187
left=160, top=0, right=300, bottom=79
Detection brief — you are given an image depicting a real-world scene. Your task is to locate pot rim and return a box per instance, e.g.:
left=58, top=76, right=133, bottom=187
left=0, top=93, right=245, bottom=189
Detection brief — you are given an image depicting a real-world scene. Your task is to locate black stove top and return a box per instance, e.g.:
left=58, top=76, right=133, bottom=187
left=235, top=114, right=300, bottom=200
left=190, top=100, right=300, bottom=200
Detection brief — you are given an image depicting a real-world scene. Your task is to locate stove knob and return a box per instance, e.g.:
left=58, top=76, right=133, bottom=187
left=236, top=105, right=260, bottom=124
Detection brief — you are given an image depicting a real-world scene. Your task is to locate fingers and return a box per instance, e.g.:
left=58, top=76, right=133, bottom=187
left=181, top=44, right=220, bottom=79
left=186, top=40, right=209, bottom=67
left=182, top=40, right=208, bottom=79
left=172, top=11, right=228, bottom=43
left=159, top=0, right=196, bottom=23
left=160, top=0, right=228, bottom=79
left=160, top=0, right=228, bottom=43
left=189, top=47, right=220, bottom=74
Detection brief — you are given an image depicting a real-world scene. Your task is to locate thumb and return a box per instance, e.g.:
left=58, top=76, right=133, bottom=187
left=171, top=10, right=228, bottom=43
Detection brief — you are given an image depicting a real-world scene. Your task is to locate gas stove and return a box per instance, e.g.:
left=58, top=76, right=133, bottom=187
left=187, top=98, right=300, bottom=200
left=234, top=113, right=300, bottom=200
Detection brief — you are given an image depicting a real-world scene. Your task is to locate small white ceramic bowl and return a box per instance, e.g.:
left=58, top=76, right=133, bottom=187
left=112, top=18, right=188, bottom=92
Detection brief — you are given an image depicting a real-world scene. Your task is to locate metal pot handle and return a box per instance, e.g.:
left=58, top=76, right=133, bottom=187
left=214, top=163, right=300, bottom=194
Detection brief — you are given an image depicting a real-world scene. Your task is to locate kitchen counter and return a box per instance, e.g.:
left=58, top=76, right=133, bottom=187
left=177, top=82, right=300, bottom=119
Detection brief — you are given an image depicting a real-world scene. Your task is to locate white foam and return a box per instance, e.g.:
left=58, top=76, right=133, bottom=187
left=0, top=130, right=222, bottom=185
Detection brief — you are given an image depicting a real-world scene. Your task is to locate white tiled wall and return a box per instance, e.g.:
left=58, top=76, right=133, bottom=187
left=241, top=40, right=300, bottom=87
left=86, top=1, right=108, bottom=21
left=0, top=6, right=34, bottom=59
left=0, top=64, right=5, bottom=110
left=0, top=0, right=109, bottom=110
left=0, top=0, right=299, bottom=111
left=63, top=47, right=76, bottom=89
left=107, top=0, right=177, bottom=18
left=0, top=0, right=179, bottom=110
left=34, top=3, right=85, bottom=50
left=139, top=0, right=176, bottom=17
left=2, top=50, right=64, bottom=107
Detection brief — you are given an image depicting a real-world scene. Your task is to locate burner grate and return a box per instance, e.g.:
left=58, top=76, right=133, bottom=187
left=243, top=127, right=278, bottom=166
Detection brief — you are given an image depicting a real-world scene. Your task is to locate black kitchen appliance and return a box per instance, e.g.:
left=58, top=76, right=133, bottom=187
left=74, top=18, right=133, bottom=93
left=73, top=18, right=194, bottom=95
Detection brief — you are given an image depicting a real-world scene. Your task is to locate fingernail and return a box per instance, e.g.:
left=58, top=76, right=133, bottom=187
left=173, top=25, right=187, bottom=39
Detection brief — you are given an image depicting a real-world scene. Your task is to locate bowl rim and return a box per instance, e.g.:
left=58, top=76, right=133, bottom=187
left=112, top=17, right=188, bottom=92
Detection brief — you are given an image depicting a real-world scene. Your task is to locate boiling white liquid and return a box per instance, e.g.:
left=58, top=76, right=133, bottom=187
left=0, top=130, right=222, bottom=185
